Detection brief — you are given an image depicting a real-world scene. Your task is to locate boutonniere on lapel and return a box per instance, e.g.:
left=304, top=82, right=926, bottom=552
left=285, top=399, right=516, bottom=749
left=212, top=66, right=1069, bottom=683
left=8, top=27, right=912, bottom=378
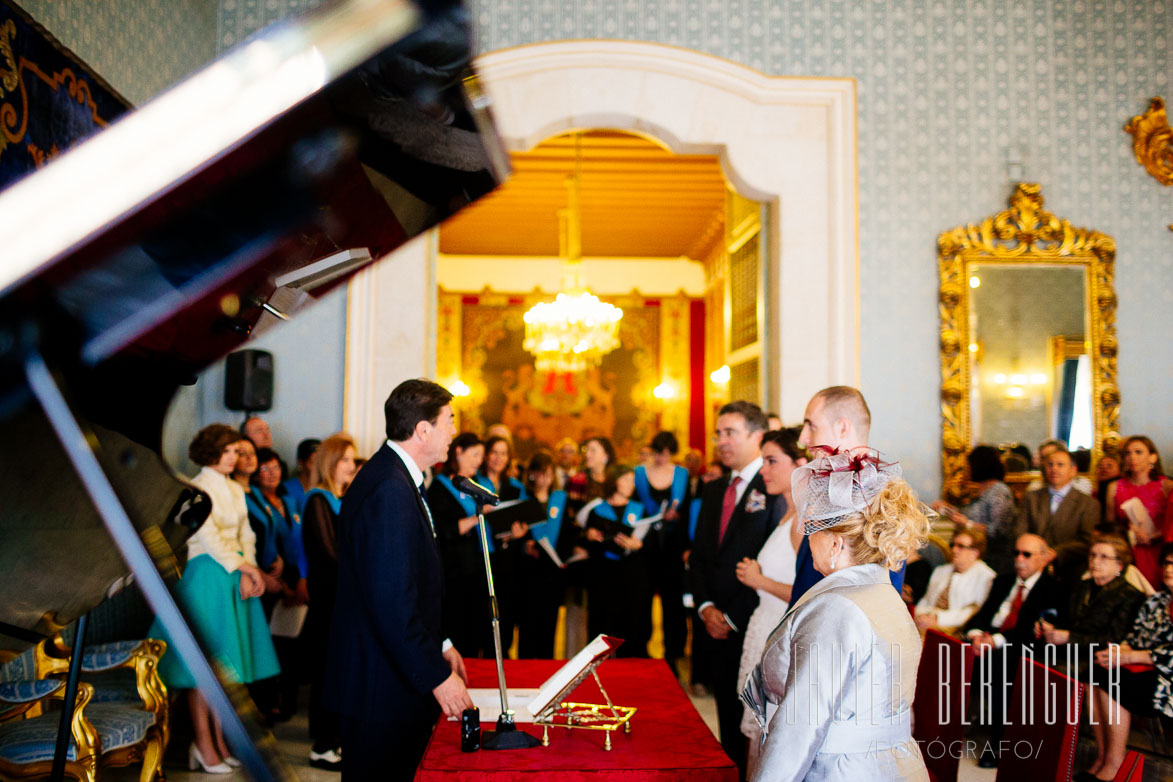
left=745, top=489, right=767, bottom=514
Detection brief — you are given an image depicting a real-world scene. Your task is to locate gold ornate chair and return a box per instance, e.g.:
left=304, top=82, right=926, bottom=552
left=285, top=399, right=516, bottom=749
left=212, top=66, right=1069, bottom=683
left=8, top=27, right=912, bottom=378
left=0, top=645, right=100, bottom=782
left=41, top=636, right=170, bottom=782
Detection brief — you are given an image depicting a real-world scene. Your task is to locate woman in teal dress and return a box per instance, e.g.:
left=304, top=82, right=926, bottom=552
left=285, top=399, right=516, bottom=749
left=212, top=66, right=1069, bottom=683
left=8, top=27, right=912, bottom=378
left=150, top=424, right=279, bottom=774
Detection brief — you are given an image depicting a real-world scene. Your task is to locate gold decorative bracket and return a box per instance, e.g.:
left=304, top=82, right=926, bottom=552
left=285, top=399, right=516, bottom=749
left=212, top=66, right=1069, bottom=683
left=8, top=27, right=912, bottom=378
left=534, top=664, right=636, bottom=751
left=1124, top=97, right=1173, bottom=230
left=937, top=183, right=1119, bottom=500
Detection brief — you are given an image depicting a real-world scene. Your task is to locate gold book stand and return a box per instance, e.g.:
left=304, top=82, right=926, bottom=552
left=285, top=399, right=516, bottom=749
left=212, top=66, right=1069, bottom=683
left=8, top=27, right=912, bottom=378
left=529, top=635, right=636, bottom=751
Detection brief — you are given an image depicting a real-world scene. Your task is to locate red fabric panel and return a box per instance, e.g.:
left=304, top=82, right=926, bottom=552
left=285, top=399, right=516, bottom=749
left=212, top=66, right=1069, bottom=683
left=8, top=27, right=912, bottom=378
left=416, top=658, right=736, bottom=781
left=1114, top=751, right=1143, bottom=781
left=688, top=299, right=706, bottom=453
left=912, top=630, right=975, bottom=782
left=994, top=658, right=1084, bottom=782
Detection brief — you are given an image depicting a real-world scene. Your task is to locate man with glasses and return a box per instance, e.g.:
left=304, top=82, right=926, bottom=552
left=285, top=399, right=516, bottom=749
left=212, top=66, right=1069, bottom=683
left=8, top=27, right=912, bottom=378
left=914, top=527, right=996, bottom=635
left=962, top=533, right=1063, bottom=768
left=690, top=400, right=778, bottom=777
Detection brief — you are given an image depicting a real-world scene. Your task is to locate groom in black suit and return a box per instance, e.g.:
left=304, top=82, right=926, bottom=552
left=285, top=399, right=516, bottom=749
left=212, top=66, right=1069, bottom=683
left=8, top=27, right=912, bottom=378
left=690, top=400, right=777, bottom=777
left=326, top=379, right=473, bottom=781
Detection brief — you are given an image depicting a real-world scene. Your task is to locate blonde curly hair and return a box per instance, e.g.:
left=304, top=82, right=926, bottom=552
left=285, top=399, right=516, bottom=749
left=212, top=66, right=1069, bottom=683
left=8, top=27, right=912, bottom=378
left=821, top=479, right=931, bottom=571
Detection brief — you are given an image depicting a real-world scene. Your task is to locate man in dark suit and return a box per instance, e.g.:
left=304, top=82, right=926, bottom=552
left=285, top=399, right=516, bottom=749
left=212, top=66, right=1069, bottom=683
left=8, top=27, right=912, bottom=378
left=690, top=400, right=777, bottom=777
left=326, top=379, right=473, bottom=781
left=962, top=533, right=1064, bottom=768
left=1018, top=448, right=1100, bottom=586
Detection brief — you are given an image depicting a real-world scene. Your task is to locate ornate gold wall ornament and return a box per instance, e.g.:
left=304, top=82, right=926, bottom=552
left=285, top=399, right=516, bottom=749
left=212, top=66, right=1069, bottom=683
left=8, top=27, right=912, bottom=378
left=1125, top=97, right=1173, bottom=187
left=937, top=183, right=1119, bottom=500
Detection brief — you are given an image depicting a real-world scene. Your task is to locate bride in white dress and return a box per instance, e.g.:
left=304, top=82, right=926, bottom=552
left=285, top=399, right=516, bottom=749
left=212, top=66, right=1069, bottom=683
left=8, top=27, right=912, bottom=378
left=735, top=427, right=807, bottom=773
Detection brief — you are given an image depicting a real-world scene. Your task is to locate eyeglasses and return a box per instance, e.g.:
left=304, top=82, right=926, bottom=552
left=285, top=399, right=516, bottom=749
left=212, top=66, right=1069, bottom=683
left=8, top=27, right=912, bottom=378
left=951, top=543, right=976, bottom=550
left=1014, top=550, right=1037, bottom=559
left=1089, top=552, right=1118, bottom=561
left=1162, top=561, right=1173, bottom=569
left=258, top=464, right=281, bottom=473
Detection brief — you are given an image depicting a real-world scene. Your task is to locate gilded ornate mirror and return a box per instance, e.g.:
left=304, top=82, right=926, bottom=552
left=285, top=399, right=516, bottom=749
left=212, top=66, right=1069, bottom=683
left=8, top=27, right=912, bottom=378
left=938, top=183, right=1119, bottom=500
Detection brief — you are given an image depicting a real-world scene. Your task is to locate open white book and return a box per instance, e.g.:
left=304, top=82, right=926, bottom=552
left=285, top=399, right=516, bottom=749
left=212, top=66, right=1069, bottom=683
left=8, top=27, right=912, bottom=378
left=269, top=602, right=308, bottom=638
left=536, top=537, right=588, bottom=569
left=527, top=634, right=624, bottom=718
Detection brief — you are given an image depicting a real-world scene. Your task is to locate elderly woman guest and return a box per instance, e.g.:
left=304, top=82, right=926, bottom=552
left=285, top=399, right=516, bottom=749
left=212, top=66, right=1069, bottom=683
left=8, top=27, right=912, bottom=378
left=1079, top=542, right=1173, bottom=781
left=149, top=425, right=278, bottom=774
left=914, top=526, right=996, bottom=635
left=746, top=450, right=930, bottom=781
left=1035, top=533, right=1144, bottom=681
left=428, top=433, right=490, bottom=657
left=1105, top=435, right=1173, bottom=586
left=933, top=444, right=1016, bottom=575
left=734, top=427, right=806, bottom=776
left=301, top=433, right=358, bottom=770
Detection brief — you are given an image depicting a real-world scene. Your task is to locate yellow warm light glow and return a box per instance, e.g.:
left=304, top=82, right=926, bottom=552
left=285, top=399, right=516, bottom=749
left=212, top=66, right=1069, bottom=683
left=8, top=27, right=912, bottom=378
left=522, top=291, right=623, bottom=373
left=653, top=382, right=676, bottom=400
left=448, top=380, right=471, bottom=397
left=993, top=373, right=1007, bottom=384
left=710, top=365, right=731, bottom=384
left=1029, top=373, right=1048, bottom=385
left=1009, top=374, right=1028, bottom=386
left=968, top=343, right=978, bottom=353
left=1006, top=386, right=1025, bottom=398
left=969, top=276, right=981, bottom=288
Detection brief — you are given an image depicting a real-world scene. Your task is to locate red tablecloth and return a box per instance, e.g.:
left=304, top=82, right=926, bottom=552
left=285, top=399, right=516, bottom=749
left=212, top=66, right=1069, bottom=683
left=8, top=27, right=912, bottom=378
left=415, top=658, right=736, bottom=781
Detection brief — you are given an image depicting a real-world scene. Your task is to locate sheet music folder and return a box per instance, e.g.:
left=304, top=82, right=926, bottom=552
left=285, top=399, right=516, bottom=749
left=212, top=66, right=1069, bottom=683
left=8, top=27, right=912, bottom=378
left=527, top=634, right=624, bottom=718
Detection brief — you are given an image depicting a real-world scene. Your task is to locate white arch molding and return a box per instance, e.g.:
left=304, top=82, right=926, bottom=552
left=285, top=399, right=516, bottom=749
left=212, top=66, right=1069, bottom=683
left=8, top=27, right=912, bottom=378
left=344, top=40, right=859, bottom=454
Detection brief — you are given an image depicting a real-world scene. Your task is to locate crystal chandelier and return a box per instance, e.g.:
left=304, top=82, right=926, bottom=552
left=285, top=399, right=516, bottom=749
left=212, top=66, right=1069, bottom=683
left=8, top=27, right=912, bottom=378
left=523, top=135, right=622, bottom=374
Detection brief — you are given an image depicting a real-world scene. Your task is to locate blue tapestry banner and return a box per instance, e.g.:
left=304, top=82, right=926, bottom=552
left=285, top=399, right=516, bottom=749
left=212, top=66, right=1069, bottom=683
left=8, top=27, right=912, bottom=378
left=0, top=1, right=129, bottom=190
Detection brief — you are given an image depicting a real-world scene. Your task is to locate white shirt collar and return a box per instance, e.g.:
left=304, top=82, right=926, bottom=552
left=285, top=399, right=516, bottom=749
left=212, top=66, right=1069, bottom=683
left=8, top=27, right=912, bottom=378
left=386, top=440, right=425, bottom=488
left=1018, top=569, right=1043, bottom=590
left=731, top=456, right=763, bottom=485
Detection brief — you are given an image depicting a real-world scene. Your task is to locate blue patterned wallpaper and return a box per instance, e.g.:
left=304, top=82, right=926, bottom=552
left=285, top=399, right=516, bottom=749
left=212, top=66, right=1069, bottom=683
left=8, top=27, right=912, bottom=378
left=213, top=0, right=1172, bottom=495
left=17, top=0, right=217, bottom=104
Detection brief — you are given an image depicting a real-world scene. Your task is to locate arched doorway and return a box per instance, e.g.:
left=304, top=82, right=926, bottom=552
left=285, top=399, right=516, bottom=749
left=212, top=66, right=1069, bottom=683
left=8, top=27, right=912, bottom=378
left=344, top=41, right=858, bottom=454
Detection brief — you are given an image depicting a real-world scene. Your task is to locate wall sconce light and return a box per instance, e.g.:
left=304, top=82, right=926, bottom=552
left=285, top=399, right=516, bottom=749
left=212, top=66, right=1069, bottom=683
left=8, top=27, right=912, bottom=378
left=969, top=275, right=981, bottom=289
left=448, top=379, right=471, bottom=397
left=710, top=365, right=731, bottom=385
left=993, top=373, right=1007, bottom=384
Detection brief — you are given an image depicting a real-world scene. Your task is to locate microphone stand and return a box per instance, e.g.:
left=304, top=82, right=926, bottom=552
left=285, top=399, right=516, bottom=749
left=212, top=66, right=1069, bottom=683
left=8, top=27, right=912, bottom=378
left=472, top=494, right=541, bottom=750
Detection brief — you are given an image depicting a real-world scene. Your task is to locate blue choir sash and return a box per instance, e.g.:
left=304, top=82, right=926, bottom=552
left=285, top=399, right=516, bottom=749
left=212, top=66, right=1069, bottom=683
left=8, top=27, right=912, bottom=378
left=475, top=472, right=530, bottom=502
left=245, top=486, right=280, bottom=569
left=435, top=473, right=494, bottom=553
left=633, top=465, right=689, bottom=519
left=688, top=497, right=702, bottom=542
left=260, top=492, right=306, bottom=579
left=591, top=500, right=645, bottom=560
left=529, top=490, right=568, bottom=547
left=304, top=487, right=342, bottom=515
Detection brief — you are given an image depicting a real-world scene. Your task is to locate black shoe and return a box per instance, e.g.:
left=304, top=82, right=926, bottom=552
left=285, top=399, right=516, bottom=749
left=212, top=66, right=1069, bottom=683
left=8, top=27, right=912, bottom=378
left=977, top=748, right=998, bottom=768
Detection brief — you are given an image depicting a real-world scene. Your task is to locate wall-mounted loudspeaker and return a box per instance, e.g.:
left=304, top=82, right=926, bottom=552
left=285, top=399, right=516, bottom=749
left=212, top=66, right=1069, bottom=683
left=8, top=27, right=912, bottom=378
left=224, top=350, right=273, bottom=412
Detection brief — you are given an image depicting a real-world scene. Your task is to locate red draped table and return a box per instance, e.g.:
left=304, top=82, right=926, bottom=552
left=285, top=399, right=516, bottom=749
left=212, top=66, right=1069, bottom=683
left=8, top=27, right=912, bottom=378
left=415, top=658, right=737, bottom=781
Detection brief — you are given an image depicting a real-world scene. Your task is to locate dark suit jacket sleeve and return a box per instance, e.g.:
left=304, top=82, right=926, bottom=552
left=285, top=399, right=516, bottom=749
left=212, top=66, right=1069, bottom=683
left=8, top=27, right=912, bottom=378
left=963, top=574, right=1013, bottom=635
left=1068, top=580, right=1145, bottom=648
left=351, top=479, right=451, bottom=697
left=688, top=482, right=721, bottom=612
left=1073, top=495, right=1100, bottom=543
left=722, top=494, right=777, bottom=631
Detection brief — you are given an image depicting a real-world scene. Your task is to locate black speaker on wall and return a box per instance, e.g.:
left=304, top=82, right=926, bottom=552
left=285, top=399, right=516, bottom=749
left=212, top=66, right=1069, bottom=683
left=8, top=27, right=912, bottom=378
left=225, top=350, right=273, bottom=412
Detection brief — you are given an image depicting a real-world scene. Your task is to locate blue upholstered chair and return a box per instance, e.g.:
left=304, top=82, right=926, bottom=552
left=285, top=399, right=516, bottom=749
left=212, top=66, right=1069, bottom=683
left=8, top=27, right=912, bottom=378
left=0, top=638, right=169, bottom=782
left=0, top=646, right=101, bottom=782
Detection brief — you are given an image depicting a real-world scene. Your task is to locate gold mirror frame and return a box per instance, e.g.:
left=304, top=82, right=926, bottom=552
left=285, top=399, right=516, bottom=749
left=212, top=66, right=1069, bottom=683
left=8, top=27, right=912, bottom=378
left=937, top=183, right=1120, bottom=500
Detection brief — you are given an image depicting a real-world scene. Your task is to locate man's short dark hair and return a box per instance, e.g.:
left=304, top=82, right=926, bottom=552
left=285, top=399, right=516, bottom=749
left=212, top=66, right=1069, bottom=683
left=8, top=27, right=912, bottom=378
left=385, top=379, right=453, bottom=442
left=718, top=400, right=768, bottom=433
left=967, top=444, right=1006, bottom=482
left=296, top=438, right=321, bottom=463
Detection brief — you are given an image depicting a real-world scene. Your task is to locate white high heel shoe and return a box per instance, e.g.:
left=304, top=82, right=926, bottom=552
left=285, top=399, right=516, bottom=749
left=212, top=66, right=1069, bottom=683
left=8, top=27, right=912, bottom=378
left=189, top=742, right=233, bottom=774
left=222, top=755, right=242, bottom=768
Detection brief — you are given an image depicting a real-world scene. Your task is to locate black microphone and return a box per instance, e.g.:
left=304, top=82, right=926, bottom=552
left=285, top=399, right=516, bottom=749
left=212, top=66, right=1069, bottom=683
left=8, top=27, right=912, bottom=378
left=452, top=475, right=501, bottom=507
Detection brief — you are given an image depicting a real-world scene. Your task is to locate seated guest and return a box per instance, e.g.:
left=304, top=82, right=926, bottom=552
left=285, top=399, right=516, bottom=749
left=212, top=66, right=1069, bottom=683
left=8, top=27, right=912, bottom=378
left=933, top=445, right=1017, bottom=575
left=1080, top=542, right=1173, bottom=782
left=243, top=415, right=273, bottom=449
left=1035, top=534, right=1144, bottom=681
left=915, top=526, right=996, bottom=634
left=1018, top=447, right=1101, bottom=586
left=1095, top=451, right=1122, bottom=528
left=1026, top=438, right=1094, bottom=494
left=301, top=433, right=358, bottom=770
left=583, top=467, right=648, bottom=656
left=964, top=533, right=1063, bottom=767
left=428, top=433, right=491, bottom=657
left=1105, top=435, right=1173, bottom=586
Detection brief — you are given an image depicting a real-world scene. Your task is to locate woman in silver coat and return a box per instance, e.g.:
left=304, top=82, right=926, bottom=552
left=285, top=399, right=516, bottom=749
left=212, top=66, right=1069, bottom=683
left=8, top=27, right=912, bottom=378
left=744, top=449, right=931, bottom=782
